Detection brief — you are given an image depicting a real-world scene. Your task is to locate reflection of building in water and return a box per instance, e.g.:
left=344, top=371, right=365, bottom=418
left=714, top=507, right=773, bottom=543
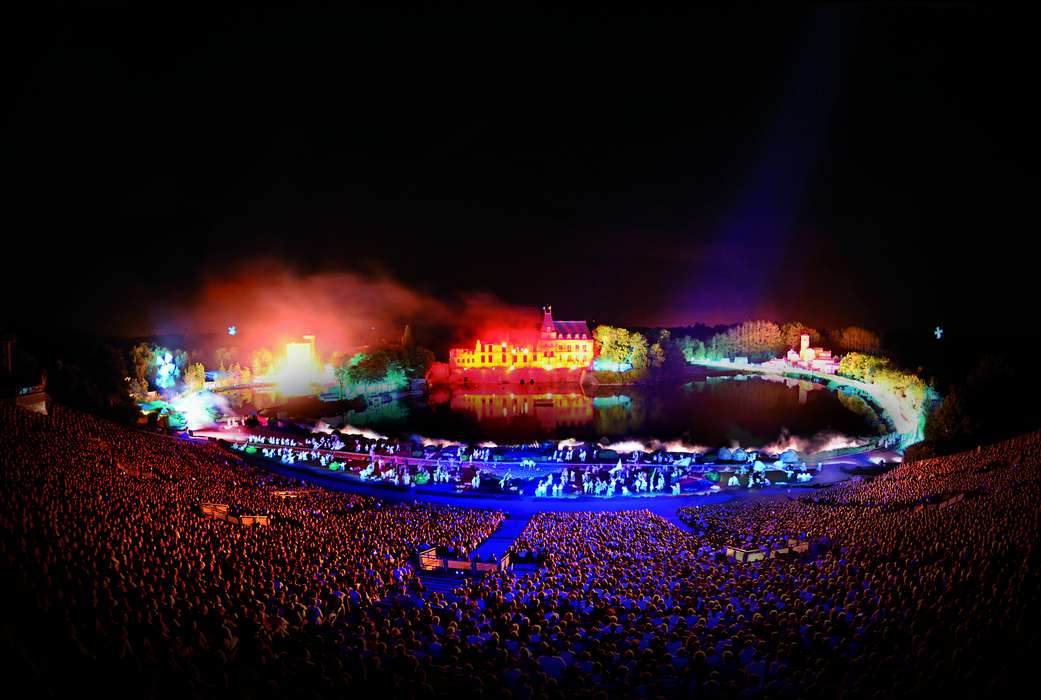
left=449, top=306, right=595, bottom=370
left=786, top=333, right=840, bottom=374
left=702, top=375, right=823, bottom=410
left=783, top=376, right=822, bottom=404
left=452, top=391, right=593, bottom=430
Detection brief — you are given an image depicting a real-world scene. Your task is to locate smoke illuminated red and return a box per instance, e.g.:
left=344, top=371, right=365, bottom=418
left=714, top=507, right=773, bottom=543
left=153, top=262, right=537, bottom=360
left=453, top=294, right=541, bottom=346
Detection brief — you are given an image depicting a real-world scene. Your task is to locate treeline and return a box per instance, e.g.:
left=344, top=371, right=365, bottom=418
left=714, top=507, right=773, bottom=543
left=838, top=353, right=932, bottom=436
left=128, top=342, right=203, bottom=393
left=631, top=321, right=883, bottom=365
left=333, top=346, right=433, bottom=396
left=8, top=334, right=139, bottom=423
left=593, top=321, right=883, bottom=372
left=592, top=327, right=692, bottom=374
left=334, top=326, right=434, bottom=397
left=838, top=353, right=921, bottom=387
left=124, top=324, right=437, bottom=400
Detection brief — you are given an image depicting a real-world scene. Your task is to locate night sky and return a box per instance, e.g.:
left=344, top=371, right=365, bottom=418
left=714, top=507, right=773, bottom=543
left=5, top=6, right=1029, bottom=341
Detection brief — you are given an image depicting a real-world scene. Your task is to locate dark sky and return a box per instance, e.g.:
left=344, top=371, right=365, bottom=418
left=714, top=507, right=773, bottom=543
left=5, top=5, right=1030, bottom=340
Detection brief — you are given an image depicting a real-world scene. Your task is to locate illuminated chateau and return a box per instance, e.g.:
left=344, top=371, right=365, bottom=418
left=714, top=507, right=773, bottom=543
left=449, top=306, right=595, bottom=371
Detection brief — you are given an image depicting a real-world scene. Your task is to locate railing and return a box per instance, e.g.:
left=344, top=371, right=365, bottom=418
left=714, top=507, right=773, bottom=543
left=200, top=502, right=271, bottom=527
left=416, top=546, right=512, bottom=573
left=725, top=546, right=767, bottom=563
left=270, top=489, right=321, bottom=498
left=201, top=502, right=229, bottom=519
left=725, top=538, right=810, bottom=562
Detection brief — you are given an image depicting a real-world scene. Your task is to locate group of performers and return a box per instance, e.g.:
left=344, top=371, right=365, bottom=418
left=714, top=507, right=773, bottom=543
left=533, top=463, right=683, bottom=498
left=229, top=431, right=822, bottom=498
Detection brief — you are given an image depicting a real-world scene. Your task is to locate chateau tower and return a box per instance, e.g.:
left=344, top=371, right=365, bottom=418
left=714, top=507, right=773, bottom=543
left=541, top=305, right=556, bottom=338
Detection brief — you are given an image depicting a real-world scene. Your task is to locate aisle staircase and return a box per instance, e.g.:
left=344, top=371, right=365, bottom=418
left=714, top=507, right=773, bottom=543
left=417, top=514, right=533, bottom=601
left=471, top=515, right=531, bottom=562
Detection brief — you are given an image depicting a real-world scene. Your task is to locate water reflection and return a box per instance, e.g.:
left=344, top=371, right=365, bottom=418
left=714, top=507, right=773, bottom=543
left=219, top=388, right=284, bottom=413
left=320, top=373, right=884, bottom=445
left=216, top=374, right=880, bottom=446
left=447, top=391, right=594, bottom=431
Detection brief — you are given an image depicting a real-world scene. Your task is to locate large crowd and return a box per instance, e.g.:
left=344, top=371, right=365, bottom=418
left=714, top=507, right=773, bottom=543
left=1, top=400, right=1038, bottom=698
left=0, top=402, right=503, bottom=697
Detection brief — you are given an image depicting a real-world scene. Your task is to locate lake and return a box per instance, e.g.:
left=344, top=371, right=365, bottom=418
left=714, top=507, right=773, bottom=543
left=321, top=372, right=882, bottom=449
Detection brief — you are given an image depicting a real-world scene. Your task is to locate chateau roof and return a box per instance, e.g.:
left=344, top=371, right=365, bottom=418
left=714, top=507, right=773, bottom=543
left=553, top=320, right=590, bottom=338
left=541, top=306, right=590, bottom=339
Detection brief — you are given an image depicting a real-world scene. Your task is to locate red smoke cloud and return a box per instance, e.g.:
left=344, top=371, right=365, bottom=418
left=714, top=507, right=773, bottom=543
left=156, top=262, right=540, bottom=360
left=455, top=293, right=541, bottom=347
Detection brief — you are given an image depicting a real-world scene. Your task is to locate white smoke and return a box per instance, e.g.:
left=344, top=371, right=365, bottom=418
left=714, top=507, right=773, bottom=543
left=171, top=390, right=231, bottom=430
left=415, top=435, right=463, bottom=448
left=661, top=439, right=709, bottom=454
left=760, top=429, right=868, bottom=456
left=313, top=420, right=389, bottom=442
left=603, top=439, right=648, bottom=453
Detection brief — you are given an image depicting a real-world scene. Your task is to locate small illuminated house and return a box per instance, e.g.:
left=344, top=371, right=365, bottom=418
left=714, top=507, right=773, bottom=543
left=449, top=306, right=595, bottom=370
left=786, top=334, right=840, bottom=374
left=275, top=335, right=329, bottom=395
left=285, top=335, right=317, bottom=375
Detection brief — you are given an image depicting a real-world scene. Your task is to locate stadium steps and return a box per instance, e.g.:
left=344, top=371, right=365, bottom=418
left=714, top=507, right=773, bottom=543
left=417, top=516, right=533, bottom=600
left=471, top=515, right=531, bottom=561
left=662, top=511, right=695, bottom=530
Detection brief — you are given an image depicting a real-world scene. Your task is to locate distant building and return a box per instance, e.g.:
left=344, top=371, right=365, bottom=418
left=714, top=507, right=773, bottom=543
left=786, top=333, right=840, bottom=374
left=449, top=306, right=596, bottom=370
left=285, top=335, right=316, bottom=372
